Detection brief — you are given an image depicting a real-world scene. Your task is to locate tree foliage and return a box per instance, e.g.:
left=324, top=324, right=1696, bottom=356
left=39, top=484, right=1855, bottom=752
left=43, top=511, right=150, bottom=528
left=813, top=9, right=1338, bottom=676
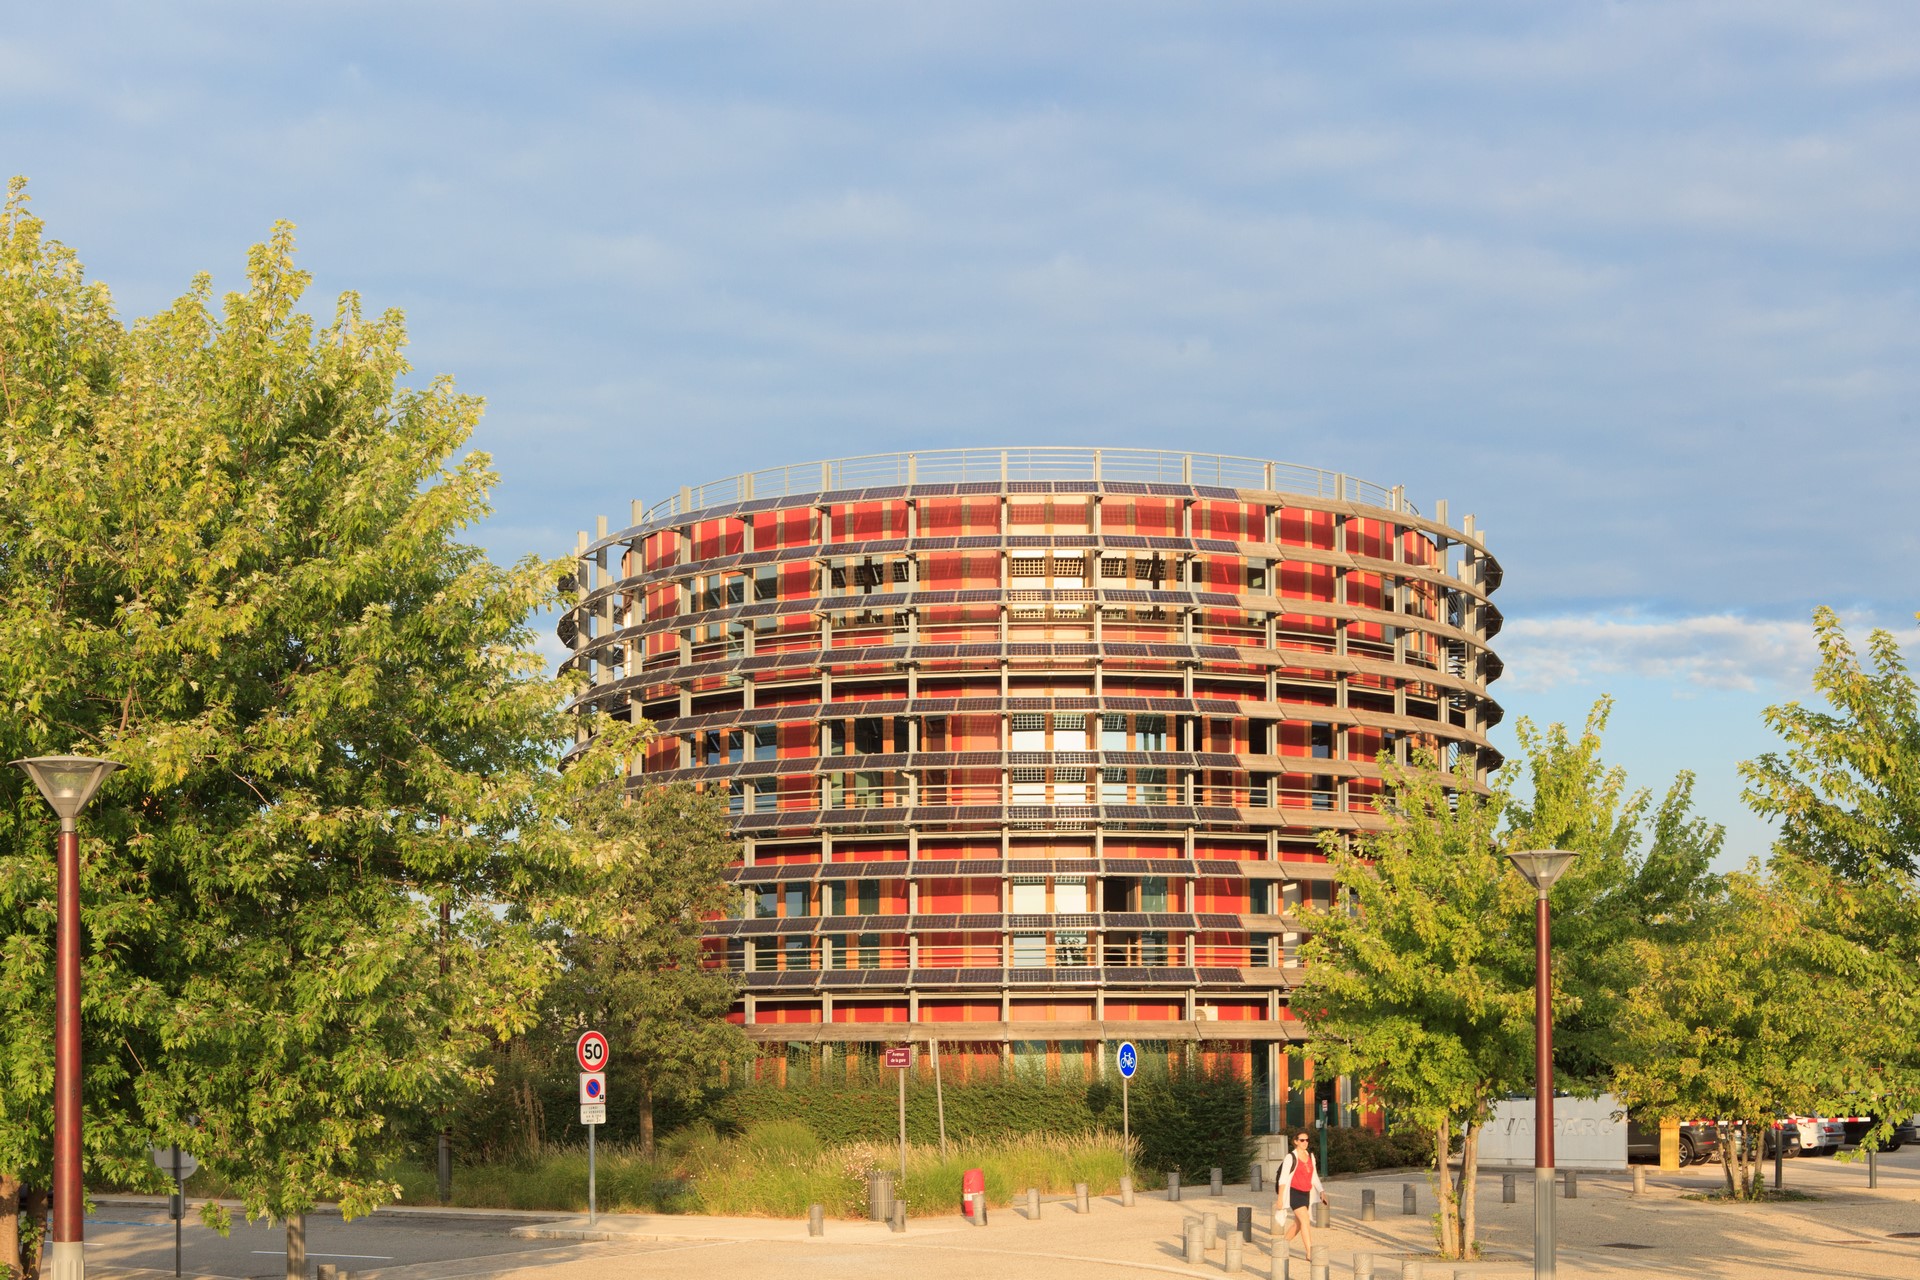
left=545, top=783, right=746, bottom=1157
left=1296, top=700, right=1722, bottom=1257
left=0, top=177, right=637, bottom=1258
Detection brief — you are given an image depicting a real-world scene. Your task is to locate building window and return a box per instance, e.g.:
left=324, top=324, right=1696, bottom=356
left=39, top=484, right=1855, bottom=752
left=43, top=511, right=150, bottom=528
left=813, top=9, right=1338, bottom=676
left=1010, top=713, right=1045, bottom=751
left=754, top=725, right=778, bottom=761
left=1011, top=876, right=1046, bottom=913
left=755, top=887, right=778, bottom=918
left=1054, top=876, right=1088, bottom=913
left=857, top=880, right=881, bottom=915
left=1012, top=934, right=1046, bottom=968
left=1056, top=933, right=1089, bottom=966
left=785, top=884, right=808, bottom=918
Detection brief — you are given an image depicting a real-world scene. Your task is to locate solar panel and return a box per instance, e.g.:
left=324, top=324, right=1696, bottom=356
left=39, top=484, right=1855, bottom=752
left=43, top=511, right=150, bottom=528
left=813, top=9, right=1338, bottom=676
left=911, top=968, right=960, bottom=984
left=1197, top=914, right=1241, bottom=930
left=1192, top=486, right=1240, bottom=499
left=914, top=914, right=959, bottom=930
left=1009, top=969, right=1054, bottom=983
left=911, top=483, right=959, bottom=496
left=956, top=482, right=1002, bottom=494
left=959, top=968, right=1005, bottom=983
left=1006, top=481, right=1052, bottom=493
left=1198, top=968, right=1244, bottom=983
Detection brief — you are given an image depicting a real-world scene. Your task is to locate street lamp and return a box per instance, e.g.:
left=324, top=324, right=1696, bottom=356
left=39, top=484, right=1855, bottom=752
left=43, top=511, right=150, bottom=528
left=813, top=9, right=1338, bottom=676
left=1508, top=847, right=1576, bottom=1280
left=11, top=755, right=122, bottom=1280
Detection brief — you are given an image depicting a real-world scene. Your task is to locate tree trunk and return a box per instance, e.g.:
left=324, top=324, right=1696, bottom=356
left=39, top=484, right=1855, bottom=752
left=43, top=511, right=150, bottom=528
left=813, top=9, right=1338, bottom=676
left=1435, top=1120, right=1459, bottom=1259
left=1720, top=1127, right=1736, bottom=1197
left=285, top=1214, right=306, bottom=1280
left=22, top=1189, right=48, bottom=1280
left=0, top=1172, right=21, bottom=1280
left=1460, top=1119, right=1481, bottom=1258
left=639, top=1085, right=656, bottom=1160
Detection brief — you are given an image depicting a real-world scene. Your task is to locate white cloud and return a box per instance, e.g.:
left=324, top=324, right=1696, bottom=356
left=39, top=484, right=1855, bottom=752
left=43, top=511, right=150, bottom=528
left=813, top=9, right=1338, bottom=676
left=1498, top=610, right=1920, bottom=694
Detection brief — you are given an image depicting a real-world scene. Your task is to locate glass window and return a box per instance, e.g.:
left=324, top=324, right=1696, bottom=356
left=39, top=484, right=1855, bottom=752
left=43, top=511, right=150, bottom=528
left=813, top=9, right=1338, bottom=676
left=727, top=730, right=745, bottom=764
left=754, top=725, right=778, bottom=760
left=755, top=887, right=778, bottom=918
left=854, top=771, right=883, bottom=807
left=1012, top=934, right=1046, bottom=968
left=854, top=718, right=884, bottom=754
left=1101, top=714, right=1128, bottom=751
left=753, top=566, right=779, bottom=601
left=825, top=882, right=847, bottom=915
left=1311, top=723, right=1333, bottom=759
left=1141, top=876, right=1169, bottom=911
left=1141, top=931, right=1169, bottom=966
left=1100, top=767, right=1127, bottom=803
left=858, top=934, right=880, bottom=969
left=727, top=780, right=744, bottom=814
left=1139, top=768, right=1168, bottom=805
left=1011, top=876, right=1046, bottom=913
left=1138, top=715, right=1167, bottom=751
left=784, top=935, right=809, bottom=969
left=754, top=784, right=777, bottom=813
left=785, top=884, right=808, bottom=917
left=1054, top=876, right=1088, bottom=913
left=1056, top=933, right=1088, bottom=966
left=1010, top=713, right=1046, bottom=751
left=857, top=880, right=880, bottom=915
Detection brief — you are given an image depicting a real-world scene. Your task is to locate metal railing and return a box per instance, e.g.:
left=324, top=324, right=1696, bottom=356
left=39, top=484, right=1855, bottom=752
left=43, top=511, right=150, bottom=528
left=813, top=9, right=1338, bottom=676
left=627, top=448, right=1415, bottom=532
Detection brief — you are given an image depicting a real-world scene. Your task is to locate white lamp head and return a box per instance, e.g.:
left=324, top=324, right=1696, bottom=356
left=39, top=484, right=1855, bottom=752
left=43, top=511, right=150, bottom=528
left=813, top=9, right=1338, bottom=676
left=1507, top=847, right=1577, bottom=894
left=10, top=756, right=123, bottom=821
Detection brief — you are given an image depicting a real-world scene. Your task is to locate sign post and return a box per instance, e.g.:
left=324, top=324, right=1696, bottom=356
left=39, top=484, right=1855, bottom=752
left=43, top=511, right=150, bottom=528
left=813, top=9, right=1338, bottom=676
left=577, top=1032, right=610, bottom=1224
left=148, top=1146, right=198, bottom=1278
left=1117, top=1042, right=1138, bottom=1173
left=886, top=1045, right=912, bottom=1185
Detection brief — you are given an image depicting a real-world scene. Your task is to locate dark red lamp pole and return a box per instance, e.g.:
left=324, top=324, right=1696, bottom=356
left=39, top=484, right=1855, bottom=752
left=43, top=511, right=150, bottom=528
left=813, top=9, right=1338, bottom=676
left=12, top=756, right=122, bottom=1280
left=1507, top=848, right=1576, bottom=1280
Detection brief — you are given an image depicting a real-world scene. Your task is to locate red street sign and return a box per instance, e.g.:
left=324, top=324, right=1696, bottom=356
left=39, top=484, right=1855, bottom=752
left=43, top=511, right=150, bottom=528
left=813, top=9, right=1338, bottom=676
left=885, top=1046, right=912, bottom=1068
left=577, top=1030, right=609, bottom=1072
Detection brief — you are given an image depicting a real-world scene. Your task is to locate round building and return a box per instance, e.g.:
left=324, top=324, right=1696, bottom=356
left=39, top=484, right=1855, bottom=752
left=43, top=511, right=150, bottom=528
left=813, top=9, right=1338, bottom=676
left=559, top=447, right=1504, bottom=1131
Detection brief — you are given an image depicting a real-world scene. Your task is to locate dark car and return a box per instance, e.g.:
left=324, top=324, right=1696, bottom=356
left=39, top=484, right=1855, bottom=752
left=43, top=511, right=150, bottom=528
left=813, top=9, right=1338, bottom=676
left=1841, top=1116, right=1918, bottom=1150
left=1626, top=1117, right=1721, bottom=1166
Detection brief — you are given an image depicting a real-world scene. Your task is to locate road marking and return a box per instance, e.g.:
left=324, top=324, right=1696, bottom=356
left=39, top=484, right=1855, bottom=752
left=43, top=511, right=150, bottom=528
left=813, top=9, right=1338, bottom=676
left=250, top=1253, right=395, bottom=1260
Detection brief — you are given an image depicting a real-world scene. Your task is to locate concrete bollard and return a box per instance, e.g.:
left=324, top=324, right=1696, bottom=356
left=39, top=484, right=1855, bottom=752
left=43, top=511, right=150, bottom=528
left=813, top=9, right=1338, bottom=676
left=1502, top=1172, right=1515, bottom=1204
left=317, top=1268, right=338, bottom=1280
left=1252, top=1163, right=1263, bottom=1192
left=1210, top=1166, right=1224, bottom=1196
left=1314, top=1198, right=1328, bottom=1228
left=1275, top=1238, right=1292, bottom=1280
left=1311, top=1262, right=1330, bottom=1280
left=1075, top=1181, right=1090, bottom=1214
left=1201, top=1211, right=1219, bottom=1248
left=1224, top=1231, right=1244, bottom=1274
left=1402, top=1183, right=1417, bottom=1215
left=1354, top=1252, right=1374, bottom=1280
left=1120, top=1175, right=1135, bottom=1207
left=1632, top=1166, right=1647, bottom=1196
left=1564, top=1169, right=1579, bottom=1200
left=870, top=1170, right=894, bottom=1221
left=1168, top=1170, right=1181, bottom=1201
left=1236, top=1205, right=1253, bottom=1241
left=1184, top=1222, right=1205, bottom=1265
left=1361, top=1188, right=1376, bottom=1220
left=1311, top=1244, right=1329, bottom=1273
left=1402, top=1260, right=1423, bottom=1280
left=808, top=1203, right=824, bottom=1236
left=1028, top=1187, right=1040, bottom=1219
left=890, top=1200, right=906, bottom=1233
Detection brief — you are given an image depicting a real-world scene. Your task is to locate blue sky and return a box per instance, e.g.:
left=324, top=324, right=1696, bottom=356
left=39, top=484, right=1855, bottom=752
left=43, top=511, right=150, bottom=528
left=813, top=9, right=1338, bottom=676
left=7, top=1, right=1918, bottom=861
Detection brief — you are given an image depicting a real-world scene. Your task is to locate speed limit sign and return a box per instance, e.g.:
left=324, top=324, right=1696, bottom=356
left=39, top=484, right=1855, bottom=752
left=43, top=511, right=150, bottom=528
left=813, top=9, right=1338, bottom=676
left=577, top=1030, right=609, bottom=1072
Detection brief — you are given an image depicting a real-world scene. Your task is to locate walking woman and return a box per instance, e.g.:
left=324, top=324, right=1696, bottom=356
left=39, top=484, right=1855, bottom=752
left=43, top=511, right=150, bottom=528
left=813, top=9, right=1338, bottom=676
left=1274, top=1131, right=1328, bottom=1255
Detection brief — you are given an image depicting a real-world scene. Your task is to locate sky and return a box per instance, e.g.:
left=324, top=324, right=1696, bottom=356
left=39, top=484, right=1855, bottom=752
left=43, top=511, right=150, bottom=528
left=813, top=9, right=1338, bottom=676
left=6, top=1, right=1918, bottom=862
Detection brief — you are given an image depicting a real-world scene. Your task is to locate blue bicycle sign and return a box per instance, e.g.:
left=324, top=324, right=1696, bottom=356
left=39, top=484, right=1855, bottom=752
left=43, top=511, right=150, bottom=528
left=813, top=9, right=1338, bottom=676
left=1117, top=1041, right=1138, bottom=1079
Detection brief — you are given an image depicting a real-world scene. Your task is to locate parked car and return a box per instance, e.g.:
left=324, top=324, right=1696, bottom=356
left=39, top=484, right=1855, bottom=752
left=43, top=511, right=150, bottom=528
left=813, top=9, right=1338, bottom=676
left=1788, top=1116, right=1846, bottom=1155
left=1841, top=1116, right=1918, bottom=1150
left=1625, top=1117, right=1720, bottom=1166
left=1723, top=1120, right=1799, bottom=1160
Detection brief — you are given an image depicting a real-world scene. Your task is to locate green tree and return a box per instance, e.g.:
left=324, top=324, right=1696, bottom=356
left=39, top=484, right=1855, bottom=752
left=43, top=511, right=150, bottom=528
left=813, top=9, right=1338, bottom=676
left=1297, top=701, right=1723, bottom=1258
left=0, top=177, right=636, bottom=1269
left=1737, top=608, right=1920, bottom=1146
left=1296, top=756, right=1527, bottom=1260
left=547, top=782, right=746, bottom=1157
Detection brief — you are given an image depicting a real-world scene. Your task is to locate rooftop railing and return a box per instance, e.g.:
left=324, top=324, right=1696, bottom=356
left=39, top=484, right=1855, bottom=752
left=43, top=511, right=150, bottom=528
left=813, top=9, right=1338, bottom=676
left=629, top=447, right=1415, bottom=532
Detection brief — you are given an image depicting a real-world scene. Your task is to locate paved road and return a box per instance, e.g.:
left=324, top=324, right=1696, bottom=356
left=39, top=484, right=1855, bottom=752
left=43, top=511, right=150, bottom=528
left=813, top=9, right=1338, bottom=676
left=85, top=1205, right=588, bottom=1280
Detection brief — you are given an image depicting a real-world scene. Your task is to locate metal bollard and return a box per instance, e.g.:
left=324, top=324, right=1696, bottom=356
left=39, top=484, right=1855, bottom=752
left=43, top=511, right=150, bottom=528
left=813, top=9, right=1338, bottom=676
left=1354, top=1252, right=1374, bottom=1280
left=1402, top=1183, right=1417, bottom=1215
left=1184, top=1222, right=1205, bottom=1265
left=1168, top=1170, right=1181, bottom=1201
left=1211, top=1166, right=1224, bottom=1196
left=890, top=1200, right=906, bottom=1233
left=1564, top=1169, right=1579, bottom=1200
left=871, top=1170, right=894, bottom=1221
left=1870, top=1147, right=1879, bottom=1189
left=1121, top=1175, right=1135, bottom=1207
left=1632, top=1166, right=1647, bottom=1195
left=1403, top=1260, right=1423, bottom=1280
left=1502, top=1172, right=1516, bottom=1203
left=808, top=1203, right=824, bottom=1236
left=1028, top=1187, right=1040, bottom=1219
left=1237, top=1204, right=1253, bottom=1240
left=1076, top=1181, right=1090, bottom=1214
left=1361, top=1187, right=1376, bottom=1220
left=1224, top=1232, right=1244, bottom=1274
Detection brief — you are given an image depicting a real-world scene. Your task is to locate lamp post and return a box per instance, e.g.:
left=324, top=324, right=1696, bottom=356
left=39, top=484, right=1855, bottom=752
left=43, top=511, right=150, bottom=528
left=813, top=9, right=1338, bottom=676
left=11, top=755, right=122, bottom=1280
left=1507, top=848, right=1576, bottom=1280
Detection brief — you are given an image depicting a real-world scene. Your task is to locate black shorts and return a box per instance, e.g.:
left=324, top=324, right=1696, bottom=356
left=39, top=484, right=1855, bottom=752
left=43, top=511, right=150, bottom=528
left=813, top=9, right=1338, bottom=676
left=1288, top=1187, right=1312, bottom=1210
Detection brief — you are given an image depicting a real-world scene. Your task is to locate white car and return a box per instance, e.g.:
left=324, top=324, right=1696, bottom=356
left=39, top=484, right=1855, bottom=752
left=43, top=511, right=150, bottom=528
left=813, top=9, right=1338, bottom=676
left=1789, top=1116, right=1845, bottom=1155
